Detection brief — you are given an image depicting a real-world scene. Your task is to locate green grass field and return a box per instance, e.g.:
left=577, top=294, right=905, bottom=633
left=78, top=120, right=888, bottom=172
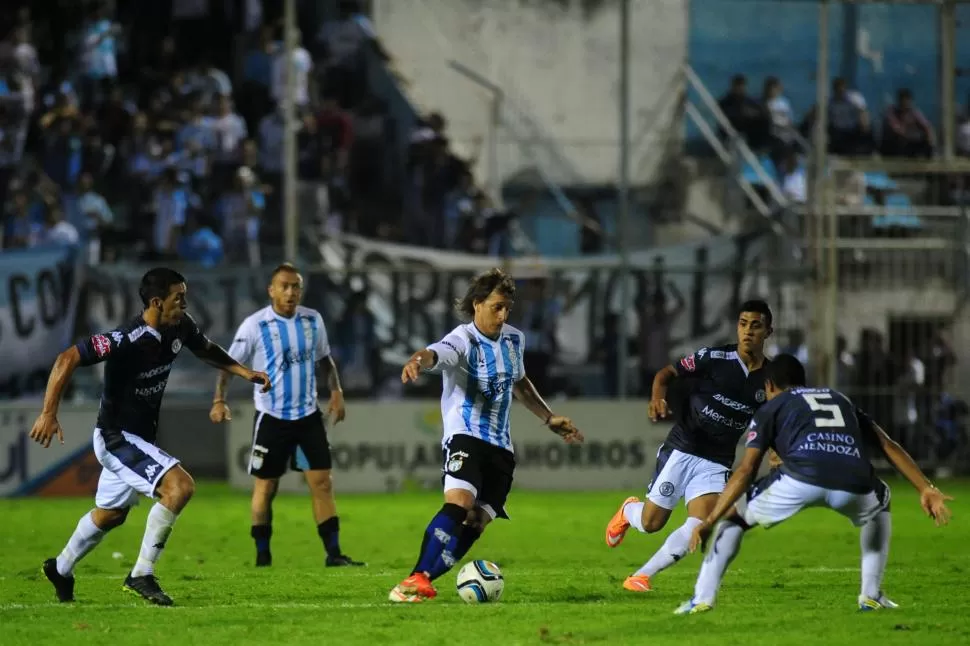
left=1, top=480, right=968, bottom=645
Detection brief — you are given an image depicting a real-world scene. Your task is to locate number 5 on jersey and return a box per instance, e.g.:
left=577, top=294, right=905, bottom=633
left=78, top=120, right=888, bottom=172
left=802, top=393, right=845, bottom=428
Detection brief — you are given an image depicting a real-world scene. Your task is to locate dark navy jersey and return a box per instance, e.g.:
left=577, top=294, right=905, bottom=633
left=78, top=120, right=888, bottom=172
left=76, top=314, right=208, bottom=443
left=664, top=344, right=769, bottom=467
left=744, top=386, right=881, bottom=494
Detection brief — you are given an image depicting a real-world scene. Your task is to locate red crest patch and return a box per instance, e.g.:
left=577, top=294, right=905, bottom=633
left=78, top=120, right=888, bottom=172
left=680, top=355, right=696, bottom=372
left=92, top=335, right=112, bottom=358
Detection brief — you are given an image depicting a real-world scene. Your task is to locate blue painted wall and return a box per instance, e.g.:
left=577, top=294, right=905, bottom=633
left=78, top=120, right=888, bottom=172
left=688, top=0, right=954, bottom=140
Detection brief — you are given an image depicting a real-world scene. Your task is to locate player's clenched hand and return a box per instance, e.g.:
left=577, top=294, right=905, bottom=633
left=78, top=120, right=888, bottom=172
left=648, top=398, right=669, bottom=422
left=689, top=520, right=713, bottom=554
left=29, top=412, right=64, bottom=448
left=546, top=416, right=584, bottom=444
left=247, top=370, right=271, bottom=392
left=328, top=391, right=346, bottom=425
left=920, top=487, right=954, bottom=527
left=209, top=402, right=231, bottom=423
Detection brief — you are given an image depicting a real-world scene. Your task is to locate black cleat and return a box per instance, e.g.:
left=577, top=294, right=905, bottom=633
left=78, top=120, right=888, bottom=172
left=123, top=573, right=174, bottom=606
left=42, top=558, right=75, bottom=602
left=256, top=551, right=272, bottom=567
left=326, top=554, right=366, bottom=567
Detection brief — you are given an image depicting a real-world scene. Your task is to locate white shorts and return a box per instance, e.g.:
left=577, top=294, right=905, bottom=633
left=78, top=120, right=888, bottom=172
left=646, top=445, right=731, bottom=510
left=736, top=471, right=890, bottom=529
left=92, top=428, right=180, bottom=509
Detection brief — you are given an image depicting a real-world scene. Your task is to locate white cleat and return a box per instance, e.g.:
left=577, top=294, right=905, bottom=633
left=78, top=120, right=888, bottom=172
left=859, top=593, right=899, bottom=611
left=673, top=598, right=713, bottom=615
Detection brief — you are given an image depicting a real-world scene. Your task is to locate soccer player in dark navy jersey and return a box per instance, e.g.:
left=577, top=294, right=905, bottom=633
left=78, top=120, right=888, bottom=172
left=606, top=300, right=774, bottom=592
left=30, top=268, right=270, bottom=606
left=674, top=354, right=953, bottom=614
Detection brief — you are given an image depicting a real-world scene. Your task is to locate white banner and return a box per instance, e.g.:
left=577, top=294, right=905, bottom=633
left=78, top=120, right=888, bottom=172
left=226, top=400, right=672, bottom=493
left=318, top=232, right=769, bottom=365
left=0, top=404, right=100, bottom=497
left=0, top=246, right=84, bottom=398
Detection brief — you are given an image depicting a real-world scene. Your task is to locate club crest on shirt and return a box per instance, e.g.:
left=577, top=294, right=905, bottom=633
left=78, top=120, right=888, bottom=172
left=745, top=430, right=758, bottom=445
left=446, top=450, right=469, bottom=473
left=755, top=389, right=766, bottom=403
left=171, top=339, right=182, bottom=354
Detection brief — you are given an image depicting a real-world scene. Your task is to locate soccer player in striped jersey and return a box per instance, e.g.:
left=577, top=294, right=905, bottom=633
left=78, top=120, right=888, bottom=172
left=210, top=263, right=363, bottom=568
left=388, top=268, right=585, bottom=603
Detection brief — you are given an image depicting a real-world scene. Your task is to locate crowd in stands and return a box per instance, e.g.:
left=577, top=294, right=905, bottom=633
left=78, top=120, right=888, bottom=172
left=0, top=0, right=508, bottom=263
left=717, top=73, right=968, bottom=218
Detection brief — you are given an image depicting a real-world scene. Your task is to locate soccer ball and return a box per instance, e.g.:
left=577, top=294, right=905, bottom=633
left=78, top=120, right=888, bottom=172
left=456, top=559, right=504, bottom=603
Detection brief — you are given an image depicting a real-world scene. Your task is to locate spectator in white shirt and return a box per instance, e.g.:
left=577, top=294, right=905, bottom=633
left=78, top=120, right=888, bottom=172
left=38, top=206, right=80, bottom=248
left=271, top=30, right=313, bottom=109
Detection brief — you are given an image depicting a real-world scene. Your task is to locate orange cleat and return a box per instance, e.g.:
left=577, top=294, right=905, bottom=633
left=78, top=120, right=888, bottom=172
left=606, top=496, right=640, bottom=547
left=388, top=572, right=438, bottom=603
left=623, top=575, right=653, bottom=592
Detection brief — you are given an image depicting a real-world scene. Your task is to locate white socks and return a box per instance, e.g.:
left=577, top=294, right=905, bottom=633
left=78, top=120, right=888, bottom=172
left=56, top=512, right=106, bottom=577
left=860, top=511, right=892, bottom=600
left=623, top=501, right=646, bottom=532
left=693, top=520, right=746, bottom=605
left=636, top=517, right=704, bottom=577
left=130, top=503, right=178, bottom=577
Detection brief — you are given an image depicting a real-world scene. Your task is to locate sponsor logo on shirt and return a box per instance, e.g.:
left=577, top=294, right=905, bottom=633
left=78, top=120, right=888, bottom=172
left=92, top=335, right=111, bottom=358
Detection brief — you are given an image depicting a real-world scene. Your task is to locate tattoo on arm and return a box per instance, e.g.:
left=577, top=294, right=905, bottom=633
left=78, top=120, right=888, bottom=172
left=214, top=370, right=232, bottom=403
left=318, top=356, right=343, bottom=394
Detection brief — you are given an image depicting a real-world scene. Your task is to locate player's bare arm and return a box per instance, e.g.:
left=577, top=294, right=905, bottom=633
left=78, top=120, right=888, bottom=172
left=210, top=370, right=234, bottom=423
left=870, top=421, right=953, bottom=526
left=513, top=377, right=584, bottom=444
left=192, top=339, right=271, bottom=392
left=318, top=355, right=346, bottom=424
left=649, top=364, right=678, bottom=422
left=689, top=446, right=766, bottom=553
left=29, top=346, right=82, bottom=447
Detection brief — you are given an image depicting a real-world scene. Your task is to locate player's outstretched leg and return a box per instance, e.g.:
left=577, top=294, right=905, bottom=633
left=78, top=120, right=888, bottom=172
left=627, top=516, right=705, bottom=592
left=43, top=508, right=127, bottom=602
left=389, top=502, right=469, bottom=603
left=674, top=517, right=747, bottom=615
left=305, top=469, right=365, bottom=567
left=858, top=510, right=897, bottom=610
left=124, top=467, right=194, bottom=606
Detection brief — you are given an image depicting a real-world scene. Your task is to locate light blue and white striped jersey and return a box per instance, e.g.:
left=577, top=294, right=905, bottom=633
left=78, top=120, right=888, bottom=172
left=229, top=305, right=331, bottom=421
left=427, top=323, right=526, bottom=452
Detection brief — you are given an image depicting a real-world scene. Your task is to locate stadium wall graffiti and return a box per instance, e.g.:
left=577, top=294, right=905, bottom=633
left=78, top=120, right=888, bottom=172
left=316, top=232, right=769, bottom=366
left=0, top=246, right=83, bottom=399
left=226, top=401, right=673, bottom=493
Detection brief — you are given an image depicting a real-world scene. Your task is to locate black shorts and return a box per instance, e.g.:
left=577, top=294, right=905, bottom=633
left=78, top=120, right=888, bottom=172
left=248, top=410, right=332, bottom=479
left=442, top=433, right=515, bottom=520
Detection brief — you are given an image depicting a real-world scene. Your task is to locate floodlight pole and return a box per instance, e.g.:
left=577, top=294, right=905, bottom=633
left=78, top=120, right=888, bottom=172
left=941, top=0, right=956, bottom=160
left=283, top=0, right=298, bottom=263
left=617, top=0, right=631, bottom=399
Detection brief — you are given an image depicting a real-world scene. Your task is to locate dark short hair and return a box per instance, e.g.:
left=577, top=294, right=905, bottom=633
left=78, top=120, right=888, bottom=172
left=270, top=263, right=300, bottom=281
left=764, top=353, right=807, bottom=390
left=738, top=299, right=773, bottom=328
left=454, top=268, right=516, bottom=319
left=139, top=267, right=186, bottom=306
